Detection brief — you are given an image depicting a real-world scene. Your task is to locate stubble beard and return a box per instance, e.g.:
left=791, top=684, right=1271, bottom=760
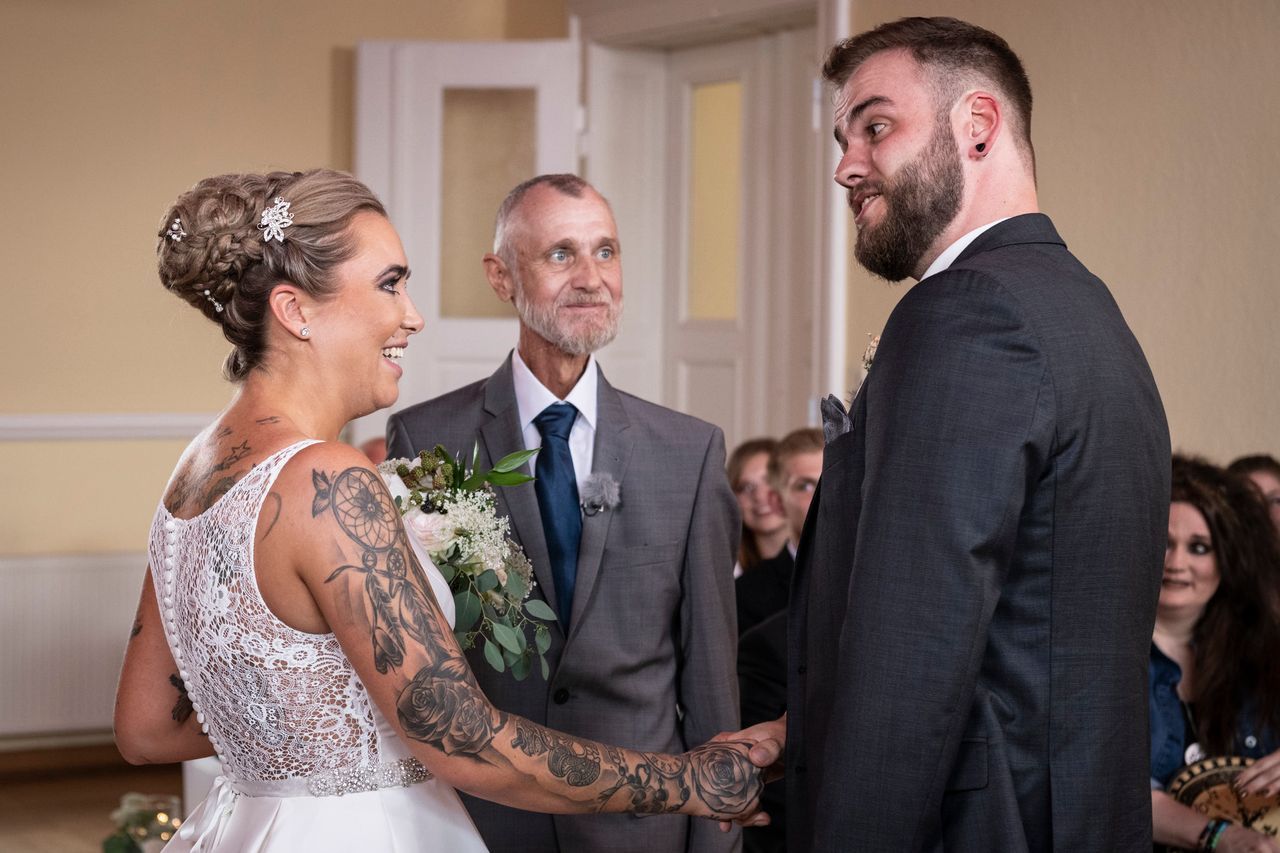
left=853, top=117, right=965, bottom=283
left=513, top=281, right=622, bottom=357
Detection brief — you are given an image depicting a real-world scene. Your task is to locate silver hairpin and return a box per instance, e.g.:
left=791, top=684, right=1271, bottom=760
left=202, top=288, right=224, bottom=313
left=166, top=217, right=187, bottom=242
left=258, top=197, right=294, bottom=243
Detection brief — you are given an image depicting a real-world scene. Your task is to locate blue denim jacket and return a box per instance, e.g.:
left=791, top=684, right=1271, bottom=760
left=1149, top=643, right=1278, bottom=788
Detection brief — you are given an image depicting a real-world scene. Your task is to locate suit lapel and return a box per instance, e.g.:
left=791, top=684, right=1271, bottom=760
left=568, top=369, right=633, bottom=635
left=479, top=357, right=558, bottom=615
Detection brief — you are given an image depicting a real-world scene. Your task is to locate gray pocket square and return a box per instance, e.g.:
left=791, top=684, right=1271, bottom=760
left=820, top=394, right=853, bottom=444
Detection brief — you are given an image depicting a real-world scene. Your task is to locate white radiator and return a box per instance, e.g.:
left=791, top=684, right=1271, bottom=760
left=0, top=553, right=145, bottom=740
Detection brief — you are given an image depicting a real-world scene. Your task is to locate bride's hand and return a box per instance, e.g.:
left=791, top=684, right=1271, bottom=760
left=708, top=716, right=786, bottom=831
left=680, top=739, right=767, bottom=826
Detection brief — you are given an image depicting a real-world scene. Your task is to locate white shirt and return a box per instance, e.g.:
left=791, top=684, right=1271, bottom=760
left=920, top=217, right=1012, bottom=281
left=511, top=348, right=597, bottom=494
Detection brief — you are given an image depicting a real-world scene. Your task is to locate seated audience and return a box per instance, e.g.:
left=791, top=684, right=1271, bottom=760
left=1150, top=455, right=1280, bottom=851
left=1228, top=453, right=1280, bottom=534
left=735, top=428, right=822, bottom=636
left=728, top=437, right=788, bottom=577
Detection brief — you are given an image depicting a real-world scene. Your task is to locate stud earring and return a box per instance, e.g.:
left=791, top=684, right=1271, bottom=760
left=975, top=143, right=986, bottom=153
left=300, top=327, right=310, bottom=338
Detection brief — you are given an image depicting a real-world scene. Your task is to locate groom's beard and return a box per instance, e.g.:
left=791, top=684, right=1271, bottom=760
left=853, top=117, right=964, bottom=283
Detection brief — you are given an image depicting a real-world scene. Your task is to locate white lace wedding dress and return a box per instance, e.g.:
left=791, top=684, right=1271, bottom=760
left=149, top=440, right=487, bottom=851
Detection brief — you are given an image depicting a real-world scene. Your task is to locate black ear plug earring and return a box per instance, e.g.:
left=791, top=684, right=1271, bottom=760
left=975, top=143, right=986, bottom=153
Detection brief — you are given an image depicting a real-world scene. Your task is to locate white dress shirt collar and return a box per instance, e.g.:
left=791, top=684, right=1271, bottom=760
left=920, top=217, right=1012, bottom=281
left=511, top=349, right=599, bottom=431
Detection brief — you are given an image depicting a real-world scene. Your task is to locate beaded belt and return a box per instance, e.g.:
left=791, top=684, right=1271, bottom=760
left=306, top=757, right=432, bottom=797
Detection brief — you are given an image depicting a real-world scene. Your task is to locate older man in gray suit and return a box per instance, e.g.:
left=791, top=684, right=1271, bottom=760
left=731, top=17, right=1170, bottom=852
left=387, top=174, right=741, bottom=853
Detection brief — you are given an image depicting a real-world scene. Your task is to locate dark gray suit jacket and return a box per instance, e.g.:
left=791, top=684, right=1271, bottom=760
left=787, top=215, right=1169, bottom=851
left=387, top=356, right=741, bottom=853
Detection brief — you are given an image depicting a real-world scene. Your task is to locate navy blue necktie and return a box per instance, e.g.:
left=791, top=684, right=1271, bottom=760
left=533, top=403, right=581, bottom=627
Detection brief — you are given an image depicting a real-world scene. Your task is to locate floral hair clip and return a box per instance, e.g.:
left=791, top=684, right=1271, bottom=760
left=166, top=217, right=187, bottom=242
left=258, top=197, right=294, bottom=243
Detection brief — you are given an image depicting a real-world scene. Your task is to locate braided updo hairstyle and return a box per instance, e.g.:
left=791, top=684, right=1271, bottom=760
left=157, top=169, right=386, bottom=380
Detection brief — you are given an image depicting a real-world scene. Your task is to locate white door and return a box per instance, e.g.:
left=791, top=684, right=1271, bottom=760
left=348, top=39, right=579, bottom=446
left=584, top=28, right=823, bottom=449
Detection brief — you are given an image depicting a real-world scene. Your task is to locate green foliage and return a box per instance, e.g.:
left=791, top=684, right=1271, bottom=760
left=386, top=443, right=556, bottom=680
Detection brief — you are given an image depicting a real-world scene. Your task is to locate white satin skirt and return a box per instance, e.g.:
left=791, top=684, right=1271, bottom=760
left=164, top=774, right=488, bottom=852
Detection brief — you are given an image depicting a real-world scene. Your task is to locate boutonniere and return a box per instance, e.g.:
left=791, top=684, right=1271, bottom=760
left=861, top=333, right=881, bottom=373
left=580, top=472, right=621, bottom=517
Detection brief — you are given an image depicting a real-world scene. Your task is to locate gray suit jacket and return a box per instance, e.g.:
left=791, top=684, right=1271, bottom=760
left=387, top=356, right=741, bottom=853
left=787, top=215, right=1170, bottom=851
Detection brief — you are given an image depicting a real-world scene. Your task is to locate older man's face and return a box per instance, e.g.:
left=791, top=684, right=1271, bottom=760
left=507, top=185, right=623, bottom=356
left=832, top=49, right=964, bottom=281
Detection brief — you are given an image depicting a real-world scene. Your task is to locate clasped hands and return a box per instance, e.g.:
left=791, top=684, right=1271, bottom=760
left=709, top=714, right=787, bottom=831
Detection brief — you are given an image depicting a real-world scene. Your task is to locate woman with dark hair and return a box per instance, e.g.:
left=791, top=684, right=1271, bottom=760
left=113, top=170, right=761, bottom=851
left=726, top=438, right=788, bottom=576
left=1150, top=455, right=1280, bottom=851
left=1228, top=453, right=1280, bottom=533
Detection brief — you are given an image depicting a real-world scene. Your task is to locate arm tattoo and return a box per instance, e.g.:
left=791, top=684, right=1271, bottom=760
left=314, top=465, right=762, bottom=818
left=169, top=674, right=194, bottom=723
left=255, top=416, right=281, bottom=425
left=215, top=426, right=233, bottom=439
left=261, top=492, right=283, bottom=540
left=130, top=618, right=143, bottom=639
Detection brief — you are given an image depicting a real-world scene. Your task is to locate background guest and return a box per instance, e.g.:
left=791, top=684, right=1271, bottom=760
left=1228, top=453, right=1280, bottom=534
left=734, top=428, right=822, bottom=636
left=728, top=438, right=788, bottom=577
left=1150, top=455, right=1280, bottom=851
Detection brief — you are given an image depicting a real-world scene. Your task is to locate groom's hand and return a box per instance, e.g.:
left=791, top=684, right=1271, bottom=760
left=711, top=714, right=787, bottom=831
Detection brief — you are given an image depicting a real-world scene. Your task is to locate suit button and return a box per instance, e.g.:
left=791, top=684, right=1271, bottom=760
left=553, top=688, right=570, bottom=705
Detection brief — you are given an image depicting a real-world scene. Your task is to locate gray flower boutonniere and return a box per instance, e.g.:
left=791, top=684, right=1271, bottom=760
left=580, top=472, right=621, bottom=517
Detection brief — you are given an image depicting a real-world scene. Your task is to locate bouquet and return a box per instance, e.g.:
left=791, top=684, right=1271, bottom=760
left=378, top=445, right=558, bottom=680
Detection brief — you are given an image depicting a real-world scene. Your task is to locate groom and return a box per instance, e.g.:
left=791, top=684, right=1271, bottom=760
left=733, top=17, right=1170, bottom=851
left=387, top=174, right=740, bottom=853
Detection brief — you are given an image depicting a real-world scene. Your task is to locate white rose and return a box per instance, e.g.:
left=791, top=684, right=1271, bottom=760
left=409, top=510, right=458, bottom=555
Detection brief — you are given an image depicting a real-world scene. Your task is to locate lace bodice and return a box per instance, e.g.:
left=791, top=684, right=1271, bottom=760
left=149, top=440, right=428, bottom=797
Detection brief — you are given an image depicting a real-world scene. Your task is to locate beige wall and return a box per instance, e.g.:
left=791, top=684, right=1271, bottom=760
left=842, top=0, right=1280, bottom=465
left=0, top=0, right=566, bottom=554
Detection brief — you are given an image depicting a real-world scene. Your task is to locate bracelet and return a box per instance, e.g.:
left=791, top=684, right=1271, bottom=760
left=1197, top=817, right=1230, bottom=851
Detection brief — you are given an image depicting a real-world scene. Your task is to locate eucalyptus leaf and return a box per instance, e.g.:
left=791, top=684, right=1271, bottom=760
left=515, top=625, right=528, bottom=651
left=511, top=654, right=531, bottom=681
left=502, top=646, right=520, bottom=666
left=535, top=625, right=551, bottom=654
left=454, top=591, right=481, bottom=633
left=476, top=570, right=499, bottom=593
left=493, top=448, right=538, bottom=473
left=540, top=655, right=550, bottom=680
left=482, top=638, right=505, bottom=672
left=487, top=471, right=535, bottom=487
left=506, top=569, right=528, bottom=600
left=436, top=561, right=457, bottom=583
left=525, top=599, right=558, bottom=622
left=492, top=622, right=522, bottom=654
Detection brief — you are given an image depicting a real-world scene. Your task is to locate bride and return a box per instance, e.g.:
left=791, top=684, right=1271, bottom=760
left=113, top=169, right=762, bottom=851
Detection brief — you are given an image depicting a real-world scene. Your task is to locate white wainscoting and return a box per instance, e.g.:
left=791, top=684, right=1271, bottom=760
left=0, top=553, right=145, bottom=741
left=0, top=413, right=215, bottom=442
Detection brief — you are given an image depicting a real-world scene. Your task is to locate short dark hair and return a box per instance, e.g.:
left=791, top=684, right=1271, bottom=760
left=1228, top=453, right=1280, bottom=482
left=823, top=17, right=1034, bottom=165
left=768, top=428, right=824, bottom=491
